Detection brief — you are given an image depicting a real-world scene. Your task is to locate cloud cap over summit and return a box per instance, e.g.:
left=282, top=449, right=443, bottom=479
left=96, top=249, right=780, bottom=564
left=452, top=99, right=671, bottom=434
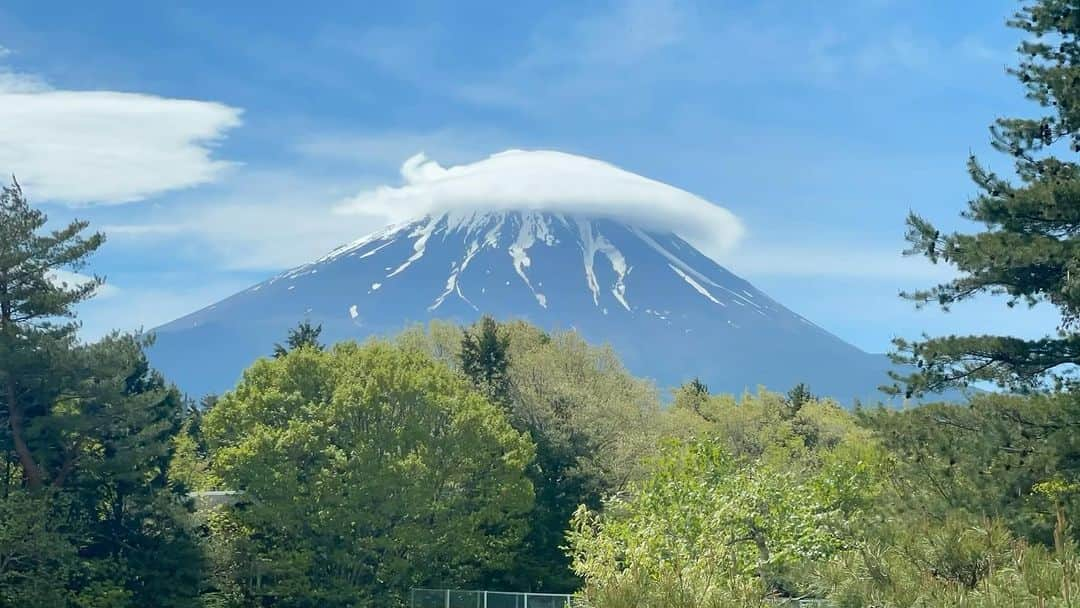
left=336, top=149, right=745, bottom=254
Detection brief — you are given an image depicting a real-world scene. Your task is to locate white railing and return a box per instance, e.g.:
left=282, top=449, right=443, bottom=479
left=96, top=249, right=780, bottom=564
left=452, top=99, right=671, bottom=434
left=410, top=588, right=832, bottom=608
left=410, top=588, right=577, bottom=608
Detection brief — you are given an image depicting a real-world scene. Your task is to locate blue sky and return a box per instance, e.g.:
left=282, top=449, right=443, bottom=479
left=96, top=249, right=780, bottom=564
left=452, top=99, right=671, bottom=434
left=0, top=0, right=1060, bottom=353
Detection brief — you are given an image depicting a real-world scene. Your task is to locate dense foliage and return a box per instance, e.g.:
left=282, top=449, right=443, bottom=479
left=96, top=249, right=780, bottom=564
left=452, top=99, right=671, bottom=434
left=0, top=180, right=198, bottom=606
left=10, top=3, right=1080, bottom=606
left=568, top=391, right=884, bottom=607
left=397, top=319, right=663, bottom=593
left=196, top=342, right=535, bottom=607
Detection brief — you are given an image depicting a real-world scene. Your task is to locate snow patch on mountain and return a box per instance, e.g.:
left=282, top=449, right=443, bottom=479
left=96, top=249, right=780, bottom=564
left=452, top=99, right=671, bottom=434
left=669, top=264, right=723, bottom=306
left=430, top=239, right=482, bottom=311
left=508, top=212, right=552, bottom=309
left=358, top=240, right=395, bottom=259
left=576, top=219, right=604, bottom=307
left=577, top=219, right=632, bottom=311
left=387, top=217, right=438, bottom=278
left=314, top=221, right=409, bottom=265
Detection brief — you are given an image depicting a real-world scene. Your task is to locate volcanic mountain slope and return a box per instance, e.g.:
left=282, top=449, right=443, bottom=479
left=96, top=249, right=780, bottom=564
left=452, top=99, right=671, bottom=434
left=149, top=207, right=899, bottom=402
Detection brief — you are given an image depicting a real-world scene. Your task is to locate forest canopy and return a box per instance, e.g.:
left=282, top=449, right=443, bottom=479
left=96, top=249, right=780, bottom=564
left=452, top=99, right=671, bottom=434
left=6, top=2, right=1080, bottom=607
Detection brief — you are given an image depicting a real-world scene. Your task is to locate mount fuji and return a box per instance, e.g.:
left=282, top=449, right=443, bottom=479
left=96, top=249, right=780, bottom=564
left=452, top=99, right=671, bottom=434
left=148, top=150, right=900, bottom=402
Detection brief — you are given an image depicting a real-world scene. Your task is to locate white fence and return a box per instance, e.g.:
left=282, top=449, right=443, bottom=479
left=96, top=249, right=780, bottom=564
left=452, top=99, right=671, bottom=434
left=410, top=588, right=832, bottom=608
left=410, top=588, right=576, bottom=608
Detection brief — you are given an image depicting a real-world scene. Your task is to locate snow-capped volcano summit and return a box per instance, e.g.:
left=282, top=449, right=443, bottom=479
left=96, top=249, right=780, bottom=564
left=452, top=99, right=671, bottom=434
left=337, top=149, right=744, bottom=254
left=149, top=151, right=897, bottom=401
left=295, top=209, right=763, bottom=317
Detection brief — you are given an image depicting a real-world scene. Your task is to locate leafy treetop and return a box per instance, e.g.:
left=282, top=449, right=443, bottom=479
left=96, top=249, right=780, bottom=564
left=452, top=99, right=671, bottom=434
left=272, top=319, right=324, bottom=358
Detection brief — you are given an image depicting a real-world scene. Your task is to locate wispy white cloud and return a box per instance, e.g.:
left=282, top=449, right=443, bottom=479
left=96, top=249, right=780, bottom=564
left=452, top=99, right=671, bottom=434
left=326, top=2, right=695, bottom=115
left=956, top=35, right=1008, bottom=63
left=100, top=223, right=189, bottom=237
left=722, top=243, right=957, bottom=282
left=526, top=0, right=687, bottom=68
left=0, top=52, right=243, bottom=205
left=0, top=63, right=46, bottom=93
left=294, top=127, right=512, bottom=170
left=452, top=1, right=693, bottom=113
left=74, top=279, right=252, bottom=341
left=322, top=23, right=440, bottom=77
left=804, top=25, right=1010, bottom=84
left=851, top=28, right=933, bottom=73
left=445, top=3, right=1013, bottom=114
left=101, top=168, right=387, bottom=271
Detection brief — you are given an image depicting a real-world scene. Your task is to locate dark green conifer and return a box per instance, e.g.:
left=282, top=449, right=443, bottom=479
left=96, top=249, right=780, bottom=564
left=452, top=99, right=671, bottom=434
left=0, top=177, right=104, bottom=490
left=0, top=179, right=199, bottom=605
left=272, top=319, right=324, bottom=358
left=460, top=315, right=512, bottom=409
left=893, top=2, right=1080, bottom=396
left=786, top=383, right=813, bottom=416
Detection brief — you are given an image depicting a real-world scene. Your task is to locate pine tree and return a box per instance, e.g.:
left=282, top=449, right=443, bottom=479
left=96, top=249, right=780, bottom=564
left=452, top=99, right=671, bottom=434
left=786, top=383, right=813, bottom=416
left=673, top=377, right=715, bottom=422
left=892, top=1, right=1080, bottom=396
left=687, top=377, right=709, bottom=397
left=273, top=320, right=324, bottom=358
left=0, top=179, right=199, bottom=604
left=460, top=316, right=512, bottom=409
left=0, top=177, right=104, bottom=490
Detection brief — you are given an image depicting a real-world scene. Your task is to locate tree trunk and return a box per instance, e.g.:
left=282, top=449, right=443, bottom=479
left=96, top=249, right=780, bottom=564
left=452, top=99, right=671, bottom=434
left=51, top=448, right=78, bottom=489
left=5, top=379, right=43, bottom=490
left=752, top=527, right=772, bottom=592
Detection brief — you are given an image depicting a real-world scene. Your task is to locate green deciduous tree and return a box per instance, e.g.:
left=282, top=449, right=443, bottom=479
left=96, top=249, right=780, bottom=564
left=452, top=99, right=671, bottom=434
left=670, top=389, right=867, bottom=458
left=568, top=435, right=880, bottom=607
left=398, top=320, right=664, bottom=593
left=499, top=322, right=663, bottom=593
left=201, top=341, right=535, bottom=607
left=569, top=390, right=883, bottom=607
left=892, top=1, right=1080, bottom=396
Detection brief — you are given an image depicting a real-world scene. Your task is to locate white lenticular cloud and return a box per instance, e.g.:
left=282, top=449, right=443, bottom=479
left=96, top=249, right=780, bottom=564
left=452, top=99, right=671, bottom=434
left=336, top=149, right=745, bottom=252
left=0, top=60, right=242, bottom=205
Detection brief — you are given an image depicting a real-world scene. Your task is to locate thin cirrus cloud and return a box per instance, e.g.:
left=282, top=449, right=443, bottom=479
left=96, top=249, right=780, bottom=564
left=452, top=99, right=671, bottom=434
left=335, top=149, right=746, bottom=256
left=0, top=57, right=242, bottom=206
left=102, top=167, right=390, bottom=271
left=723, top=244, right=958, bottom=283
